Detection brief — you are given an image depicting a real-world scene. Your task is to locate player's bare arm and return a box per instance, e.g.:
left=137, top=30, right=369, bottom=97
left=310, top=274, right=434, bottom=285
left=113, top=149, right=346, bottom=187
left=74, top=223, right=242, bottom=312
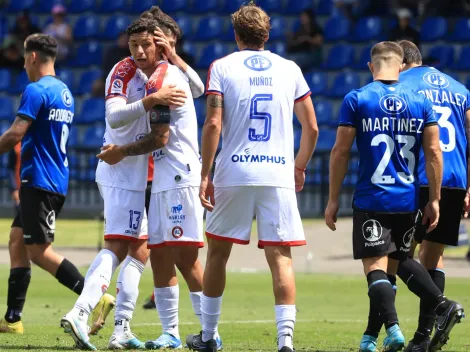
left=325, top=126, right=356, bottom=231
left=422, top=124, right=443, bottom=232
left=0, top=116, right=32, bottom=154
left=293, top=96, right=319, bottom=192
left=97, top=123, right=170, bottom=165
left=463, top=109, right=470, bottom=217
left=199, top=94, right=223, bottom=211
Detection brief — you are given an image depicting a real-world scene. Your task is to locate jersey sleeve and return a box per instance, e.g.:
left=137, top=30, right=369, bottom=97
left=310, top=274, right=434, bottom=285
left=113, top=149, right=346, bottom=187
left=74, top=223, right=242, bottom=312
left=105, top=57, right=138, bottom=101
left=338, top=91, right=358, bottom=127
left=147, top=62, right=171, bottom=125
left=293, top=64, right=311, bottom=103
left=206, top=60, right=223, bottom=96
left=17, top=83, right=44, bottom=120
left=423, top=98, right=438, bottom=126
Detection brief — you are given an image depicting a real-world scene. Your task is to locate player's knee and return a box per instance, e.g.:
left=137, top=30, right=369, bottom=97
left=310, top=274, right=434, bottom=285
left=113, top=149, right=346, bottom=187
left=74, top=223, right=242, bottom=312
left=25, top=245, right=47, bottom=266
left=128, top=240, right=149, bottom=264
left=207, top=242, right=231, bottom=264
left=105, top=239, right=130, bottom=262
left=9, top=227, right=24, bottom=248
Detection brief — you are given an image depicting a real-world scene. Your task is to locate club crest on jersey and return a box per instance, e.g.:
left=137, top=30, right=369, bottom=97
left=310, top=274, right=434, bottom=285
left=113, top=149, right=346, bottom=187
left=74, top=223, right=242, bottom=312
left=61, top=89, right=73, bottom=107
left=244, top=55, right=272, bottom=72
left=423, top=71, right=449, bottom=89
left=171, top=226, right=183, bottom=239
left=379, top=94, right=407, bottom=115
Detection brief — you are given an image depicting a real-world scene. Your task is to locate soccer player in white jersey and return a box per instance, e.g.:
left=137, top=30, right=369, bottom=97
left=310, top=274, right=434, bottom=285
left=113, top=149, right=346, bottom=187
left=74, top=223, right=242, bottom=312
left=186, top=3, right=319, bottom=352
left=97, top=13, right=222, bottom=350
left=60, top=18, right=187, bottom=351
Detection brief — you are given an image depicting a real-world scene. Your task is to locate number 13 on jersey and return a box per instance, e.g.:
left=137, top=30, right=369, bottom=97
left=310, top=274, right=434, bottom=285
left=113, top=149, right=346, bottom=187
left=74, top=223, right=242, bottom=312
left=248, top=94, right=272, bottom=142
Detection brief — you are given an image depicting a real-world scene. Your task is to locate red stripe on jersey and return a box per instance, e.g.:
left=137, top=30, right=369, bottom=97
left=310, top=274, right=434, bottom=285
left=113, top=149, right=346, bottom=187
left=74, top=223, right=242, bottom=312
left=205, top=60, right=217, bottom=93
left=147, top=62, right=169, bottom=94
left=206, top=91, right=223, bottom=96
left=294, top=91, right=312, bottom=103
left=106, top=57, right=137, bottom=98
left=147, top=156, right=154, bottom=182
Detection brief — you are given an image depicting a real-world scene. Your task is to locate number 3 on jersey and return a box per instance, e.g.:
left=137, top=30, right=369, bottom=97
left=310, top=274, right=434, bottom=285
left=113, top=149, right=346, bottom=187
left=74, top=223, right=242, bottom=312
left=433, top=105, right=455, bottom=152
left=248, top=94, right=272, bottom=142
left=371, top=134, right=416, bottom=184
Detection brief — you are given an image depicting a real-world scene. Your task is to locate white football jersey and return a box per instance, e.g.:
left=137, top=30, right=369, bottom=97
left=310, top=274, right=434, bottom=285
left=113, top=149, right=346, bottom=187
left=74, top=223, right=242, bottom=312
left=206, top=50, right=311, bottom=189
left=96, top=57, right=150, bottom=191
left=147, top=62, right=201, bottom=193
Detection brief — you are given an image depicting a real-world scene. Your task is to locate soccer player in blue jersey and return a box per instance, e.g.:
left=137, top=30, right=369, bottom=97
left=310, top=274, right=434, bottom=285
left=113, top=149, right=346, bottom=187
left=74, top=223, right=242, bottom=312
left=325, top=41, right=463, bottom=352
left=0, top=34, right=112, bottom=335
left=397, top=40, right=468, bottom=352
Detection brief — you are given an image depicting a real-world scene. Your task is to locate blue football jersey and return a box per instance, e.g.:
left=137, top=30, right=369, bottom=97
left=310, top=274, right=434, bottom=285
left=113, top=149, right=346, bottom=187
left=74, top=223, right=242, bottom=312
left=400, top=66, right=470, bottom=190
left=339, top=81, right=437, bottom=213
left=17, top=76, right=74, bottom=195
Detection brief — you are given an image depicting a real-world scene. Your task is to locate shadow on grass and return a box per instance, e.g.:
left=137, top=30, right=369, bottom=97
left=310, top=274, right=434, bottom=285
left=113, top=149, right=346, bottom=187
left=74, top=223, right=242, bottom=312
left=0, top=346, right=73, bottom=351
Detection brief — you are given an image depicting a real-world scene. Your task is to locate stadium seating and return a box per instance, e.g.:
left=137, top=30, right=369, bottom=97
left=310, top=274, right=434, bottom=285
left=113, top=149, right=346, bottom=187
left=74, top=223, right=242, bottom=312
left=428, top=45, right=454, bottom=69
left=33, top=0, right=62, bottom=14
left=73, top=42, right=103, bottom=67
left=67, top=128, right=80, bottom=148
left=83, top=123, right=105, bottom=149
left=77, top=69, right=102, bottom=95
left=95, top=0, right=126, bottom=13
left=174, top=16, right=194, bottom=39
left=304, top=71, right=328, bottom=96
left=9, top=71, right=30, bottom=95
left=353, top=46, right=372, bottom=70
left=0, top=69, right=12, bottom=92
left=6, top=0, right=35, bottom=13
left=197, top=44, right=230, bottom=69
left=192, top=17, right=225, bottom=42
left=266, top=41, right=286, bottom=56
left=127, top=0, right=155, bottom=14
left=0, top=97, right=14, bottom=121
left=101, top=16, right=131, bottom=40
left=79, top=98, right=105, bottom=124
left=161, top=0, right=188, bottom=13
left=56, top=69, right=75, bottom=92
left=352, top=17, right=383, bottom=42
left=316, top=129, right=336, bottom=152
left=323, top=17, right=350, bottom=42
left=73, top=15, right=100, bottom=40
left=420, top=17, right=447, bottom=42
left=316, top=0, right=333, bottom=15
left=187, top=0, right=219, bottom=14
left=453, top=46, right=470, bottom=70
left=323, top=44, right=354, bottom=69
left=284, top=0, right=313, bottom=14
left=328, top=72, right=360, bottom=98
left=448, top=18, right=470, bottom=42
left=270, top=17, right=287, bottom=41
left=256, top=0, right=284, bottom=13
left=68, top=0, right=95, bottom=13
left=222, top=0, right=246, bottom=14
left=313, top=100, right=333, bottom=126
left=194, top=98, right=206, bottom=126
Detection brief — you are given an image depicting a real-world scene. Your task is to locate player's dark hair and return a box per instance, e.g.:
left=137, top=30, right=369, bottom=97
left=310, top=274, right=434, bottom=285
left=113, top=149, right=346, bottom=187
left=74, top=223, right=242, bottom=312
left=24, top=34, right=58, bottom=61
left=397, top=40, right=422, bottom=65
left=370, top=41, right=404, bottom=65
left=126, top=18, right=159, bottom=37
left=232, top=2, right=271, bottom=48
left=141, top=6, right=182, bottom=39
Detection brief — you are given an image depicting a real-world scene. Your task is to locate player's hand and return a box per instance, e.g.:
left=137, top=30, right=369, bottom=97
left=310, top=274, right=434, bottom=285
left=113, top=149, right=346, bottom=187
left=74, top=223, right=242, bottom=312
left=154, top=27, right=176, bottom=62
left=96, top=144, right=124, bottom=165
left=11, top=190, right=19, bottom=205
left=153, top=84, right=187, bottom=107
left=463, top=191, right=470, bottom=218
left=325, top=199, right=339, bottom=231
left=294, top=167, right=306, bottom=192
left=423, top=199, right=440, bottom=233
left=199, top=177, right=215, bottom=212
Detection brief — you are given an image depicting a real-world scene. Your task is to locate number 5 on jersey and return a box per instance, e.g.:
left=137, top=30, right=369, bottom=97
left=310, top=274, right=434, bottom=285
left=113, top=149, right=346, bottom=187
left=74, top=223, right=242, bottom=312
left=248, top=94, right=272, bottom=142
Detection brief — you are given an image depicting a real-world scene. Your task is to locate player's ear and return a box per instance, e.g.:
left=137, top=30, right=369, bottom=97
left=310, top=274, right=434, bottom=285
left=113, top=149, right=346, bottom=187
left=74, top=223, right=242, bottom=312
left=399, top=63, right=406, bottom=72
left=367, top=62, right=373, bottom=74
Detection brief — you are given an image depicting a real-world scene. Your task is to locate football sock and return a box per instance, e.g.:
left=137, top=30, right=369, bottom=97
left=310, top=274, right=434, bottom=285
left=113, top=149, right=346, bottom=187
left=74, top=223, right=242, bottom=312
left=190, top=291, right=203, bottom=326
left=414, top=269, right=446, bottom=342
left=5, top=267, right=31, bottom=323
left=73, top=249, right=119, bottom=316
left=115, top=256, right=145, bottom=324
left=367, top=270, right=398, bottom=329
left=275, top=305, right=295, bottom=350
left=155, top=285, right=180, bottom=339
left=56, top=258, right=84, bottom=295
left=201, top=294, right=222, bottom=343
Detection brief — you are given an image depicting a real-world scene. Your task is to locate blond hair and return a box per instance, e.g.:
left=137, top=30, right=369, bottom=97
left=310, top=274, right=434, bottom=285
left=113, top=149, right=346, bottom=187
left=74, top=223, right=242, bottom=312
left=370, top=41, right=404, bottom=68
left=231, top=2, right=271, bottom=48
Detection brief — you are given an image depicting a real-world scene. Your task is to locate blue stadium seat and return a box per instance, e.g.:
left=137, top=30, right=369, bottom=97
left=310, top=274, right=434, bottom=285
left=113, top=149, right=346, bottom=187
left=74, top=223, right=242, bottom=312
left=73, top=42, right=103, bottom=67
left=324, top=17, right=350, bottom=42
left=316, top=0, right=333, bottom=15
left=303, top=71, right=328, bottom=96
left=328, top=72, right=360, bottom=98
left=453, top=47, right=470, bottom=70
left=0, top=120, right=10, bottom=134
left=256, top=0, right=284, bottom=13
left=197, top=44, right=230, bottom=69
left=428, top=45, right=454, bottom=69
left=192, top=17, right=225, bottom=41
left=6, top=0, right=34, bottom=13
left=83, top=124, right=105, bottom=149
left=267, top=42, right=286, bottom=56
left=0, top=16, right=8, bottom=39
left=352, top=17, right=382, bottom=42
left=316, top=129, right=336, bottom=152
left=352, top=46, right=372, bottom=70
left=0, top=97, right=14, bottom=121
left=101, top=16, right=131, bottom=40
left=174, top=16, right=194, bottom=39
left=73, top=15, right=100, bottom=40
left=9, top=71, right=30, bottom=94
left=188, top=0, right=219, bottom=13
left=221, top=0, right=246, bottom=14
left=420, top=17, right=447, bottom=42
left=323, top=44, right=354, bottom=70
left=77, top=69, right=102, bottom=95
left=56, top=69, right=75, bottom=92
left=194, top=98, right=206, bottom=125
left=67, top=129, right=80, bottom=148
left=0, top=69, right=12, bottom=92
left=127, top=0, right=155, bottom=14
left=95, top=0, right=126, bottom=13
left=34, top=0, right=64, bottom=13
left=79, top=98, right=105, bottom=124
left=448, top=18, right=470, bottom=42
left=284, top=0, right=312, bottom=14
left=270, top=17, right=286, bottom=41
left=313, top=100, right=333, bottom=126
left=68, top=0, right=95, bottom=13
left=294, top=128, right=301, bottom=150
left=220, top=22, right=235, bottom=41
left=161, top=0, right=188, bottom=12
left=466, top=77, right=470, bottom=90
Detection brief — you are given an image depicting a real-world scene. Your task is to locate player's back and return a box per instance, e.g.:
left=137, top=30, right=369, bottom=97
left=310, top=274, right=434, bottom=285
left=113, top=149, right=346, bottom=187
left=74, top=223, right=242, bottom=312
left=19, top=75, right=74, bottom=196
left=339, top=80, right=436, bottom=212
left=208, top=50, right=310, bottom=189
left=400, top=66, right=470, bottom=190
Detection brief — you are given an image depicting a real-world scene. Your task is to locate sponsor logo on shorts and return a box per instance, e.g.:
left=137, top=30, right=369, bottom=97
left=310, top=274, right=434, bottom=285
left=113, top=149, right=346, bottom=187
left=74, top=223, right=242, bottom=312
left=400, top=226, right=415, bottom=252
left=172, top=226, right=183, bottom=239
left=46, top=210, right=56, bottom=236
left=125, top=229, right=139, bottom=235
left=23, top=234, right=31, bottom=239
left=362, top=219, right=385, bottom=247
left=169, top=204, right=185, bottom=224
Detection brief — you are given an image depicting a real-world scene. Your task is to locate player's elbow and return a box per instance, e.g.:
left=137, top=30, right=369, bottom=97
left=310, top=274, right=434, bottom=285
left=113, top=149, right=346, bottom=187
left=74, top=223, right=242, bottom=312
left=204, top=116, right=222, bottom=131
left=425, top=141, right=442, bottom=159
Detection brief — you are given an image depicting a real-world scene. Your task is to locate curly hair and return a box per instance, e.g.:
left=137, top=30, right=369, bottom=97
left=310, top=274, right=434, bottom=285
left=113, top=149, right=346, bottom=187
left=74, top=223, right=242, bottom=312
left=231, top=2, right=271, bottom=48
left=140, top=6, right=182, bottom=39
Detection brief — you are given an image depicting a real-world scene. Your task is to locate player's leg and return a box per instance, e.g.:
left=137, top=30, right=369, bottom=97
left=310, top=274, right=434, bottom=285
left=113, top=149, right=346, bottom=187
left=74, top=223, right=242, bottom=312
left=142, top=182, right=156, bottom=310
left=187, top=186, right=254, bottom=351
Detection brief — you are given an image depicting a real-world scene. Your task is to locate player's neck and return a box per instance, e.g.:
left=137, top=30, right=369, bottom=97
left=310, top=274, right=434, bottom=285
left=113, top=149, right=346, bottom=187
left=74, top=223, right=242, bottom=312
left=402, top=63, right=421, bottom=71
left=373, top=71, right=399, bottom=82
left=238, top=44, right=264, bottom=51
left=33, top=64, right=56, bottom=82
left=143, top=61, right=161, bottom=78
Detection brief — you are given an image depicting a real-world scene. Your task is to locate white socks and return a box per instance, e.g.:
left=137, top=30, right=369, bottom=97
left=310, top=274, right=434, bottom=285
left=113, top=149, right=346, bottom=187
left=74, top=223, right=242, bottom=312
left=190, top=291, right=203, bottom=325
left=275, top=305, right=296, bottom=350
left=201, top=294, right=222, bottom=342
left=114, top=256, right=145, bottom=336
left=155, top=285, right=180, bottom=338
left=73, top=249, right=120, bottom=318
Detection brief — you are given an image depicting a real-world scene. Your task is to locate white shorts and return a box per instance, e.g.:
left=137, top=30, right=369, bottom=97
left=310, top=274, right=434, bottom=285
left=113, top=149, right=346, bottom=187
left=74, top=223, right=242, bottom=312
left=206, top=186, right=305, bottom=248
left=148, top=186, right=204, bottom=248
left=98, top=184, right=148, bottom=242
